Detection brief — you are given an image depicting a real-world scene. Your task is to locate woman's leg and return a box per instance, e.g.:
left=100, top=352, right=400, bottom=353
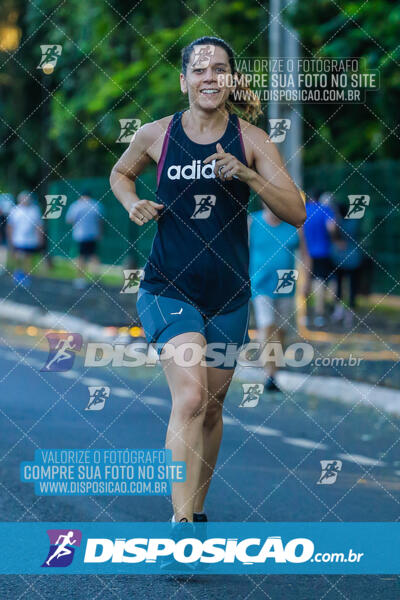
left=161, top=331, right=208, bottom=522
left=263, top=324, right=284, bottom=378
left=193, top=366, right=235, bottom=514
left=313, top=278, right=325, bottom=317
left=336, top=268, right=344, bottom=301
left=348, top=268, right=357, bottom=309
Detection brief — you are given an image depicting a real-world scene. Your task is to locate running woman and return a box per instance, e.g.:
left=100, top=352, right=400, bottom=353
left=110, top=36, right=306, bottom=524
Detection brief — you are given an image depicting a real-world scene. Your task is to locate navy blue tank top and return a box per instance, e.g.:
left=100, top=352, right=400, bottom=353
left=140, top=110, right=251, bottom=316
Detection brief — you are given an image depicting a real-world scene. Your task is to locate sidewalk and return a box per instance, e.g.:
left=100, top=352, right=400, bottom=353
left=0, top=271, right=137, bottom=327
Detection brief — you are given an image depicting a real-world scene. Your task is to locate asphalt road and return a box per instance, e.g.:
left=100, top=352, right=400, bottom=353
left=0, top=333, right=399, bottom=599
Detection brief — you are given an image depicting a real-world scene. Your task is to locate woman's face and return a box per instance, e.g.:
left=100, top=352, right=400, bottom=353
left=180, top=44, right=233, bottom=112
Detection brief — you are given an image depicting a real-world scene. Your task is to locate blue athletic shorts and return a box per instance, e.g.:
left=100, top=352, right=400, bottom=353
left=136, top=287, right=250, bottom=370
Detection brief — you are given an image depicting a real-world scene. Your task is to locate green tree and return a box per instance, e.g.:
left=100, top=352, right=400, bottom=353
left=287, top=0, right=400, bottom=165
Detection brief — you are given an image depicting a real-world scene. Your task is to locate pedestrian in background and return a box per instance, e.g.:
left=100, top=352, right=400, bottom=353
left=65, top=190, right=104, bottom=289
left=0, top=193, right=15, bottom=272
left=330, top=201, right=362, bottom=328
left=7, top=191, right=44, bottom=286
left=249, top=205, right=309, bottom=391
left=303, top=189, right=337, bottom=327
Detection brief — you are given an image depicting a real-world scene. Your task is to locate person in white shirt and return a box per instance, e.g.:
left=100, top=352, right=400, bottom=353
left=65, top=191, right=104, bottom=288
left=7, top=191, right=44, bottom=283
left=0, top=193, right=15, bottom=271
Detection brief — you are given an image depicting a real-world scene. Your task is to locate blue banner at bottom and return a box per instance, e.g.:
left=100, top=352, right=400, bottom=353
left=0, top=522, right=399, bottom=574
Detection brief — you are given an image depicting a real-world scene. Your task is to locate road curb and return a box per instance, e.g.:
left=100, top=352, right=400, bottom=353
left=0, top=299, right=108, bottom=342
left=234, top=366, right=400, bottom=417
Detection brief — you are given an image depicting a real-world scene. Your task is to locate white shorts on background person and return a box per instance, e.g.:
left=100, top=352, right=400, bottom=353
left=252, top=295, right=294, bottom=330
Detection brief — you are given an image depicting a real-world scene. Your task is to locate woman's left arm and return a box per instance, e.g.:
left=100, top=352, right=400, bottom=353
left=204, top=126, right=306, bottom=228
left=243, top=125, right=306, bottom=228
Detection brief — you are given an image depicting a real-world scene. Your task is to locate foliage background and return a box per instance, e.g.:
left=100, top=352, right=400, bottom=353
left=1, top=0, right=399, bottom=292
left=1, top=0, right=400, bottom=192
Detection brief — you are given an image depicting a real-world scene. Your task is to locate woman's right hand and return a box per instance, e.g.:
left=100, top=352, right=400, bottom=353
left=128, top=199, right=164, bottom=226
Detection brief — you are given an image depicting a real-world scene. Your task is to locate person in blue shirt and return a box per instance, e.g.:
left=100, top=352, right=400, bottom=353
left=330, top=201, right=363, bottom=328
left=249, top=206, right=309, bottom=391
left=303, top=189, right=337, bottom=327
left=65, top=191, right=104, bottom=288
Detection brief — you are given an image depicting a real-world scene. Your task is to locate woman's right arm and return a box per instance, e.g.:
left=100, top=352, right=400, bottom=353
left=110, top=124, right=164, bottom=226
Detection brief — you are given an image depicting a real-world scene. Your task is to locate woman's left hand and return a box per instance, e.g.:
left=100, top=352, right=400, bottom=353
left=204, top=143, right=252, bottom=182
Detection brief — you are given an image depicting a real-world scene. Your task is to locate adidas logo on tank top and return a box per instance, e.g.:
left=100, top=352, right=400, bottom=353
left=167, top=159, right=216, bottom=180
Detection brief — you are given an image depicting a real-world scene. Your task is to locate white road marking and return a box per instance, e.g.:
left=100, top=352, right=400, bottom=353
left=15, top=355, right=44, bottom=368
left=337, top=453, right=386, bottom=467
left=282, top=437, right=328, bottom=450
left=112, top=390, right=168, bottom=407
left=113, top=388, right=132, bottom=398
left=57, top=370, right=80, bottom=379
left=141, top=396, right=169, bottom=407
left=0, top=349, right=42, bottom=368
left=222, top=416, right=237, bottom=425
left=245, top=425, right=282, bottom=437
left=80, top=377, right=107, bottom=386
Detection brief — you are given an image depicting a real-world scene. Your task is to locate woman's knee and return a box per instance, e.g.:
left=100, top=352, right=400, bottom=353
left=203, top=395, right=224, bottom=430
left=172, top=385, right=207, bottom=422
